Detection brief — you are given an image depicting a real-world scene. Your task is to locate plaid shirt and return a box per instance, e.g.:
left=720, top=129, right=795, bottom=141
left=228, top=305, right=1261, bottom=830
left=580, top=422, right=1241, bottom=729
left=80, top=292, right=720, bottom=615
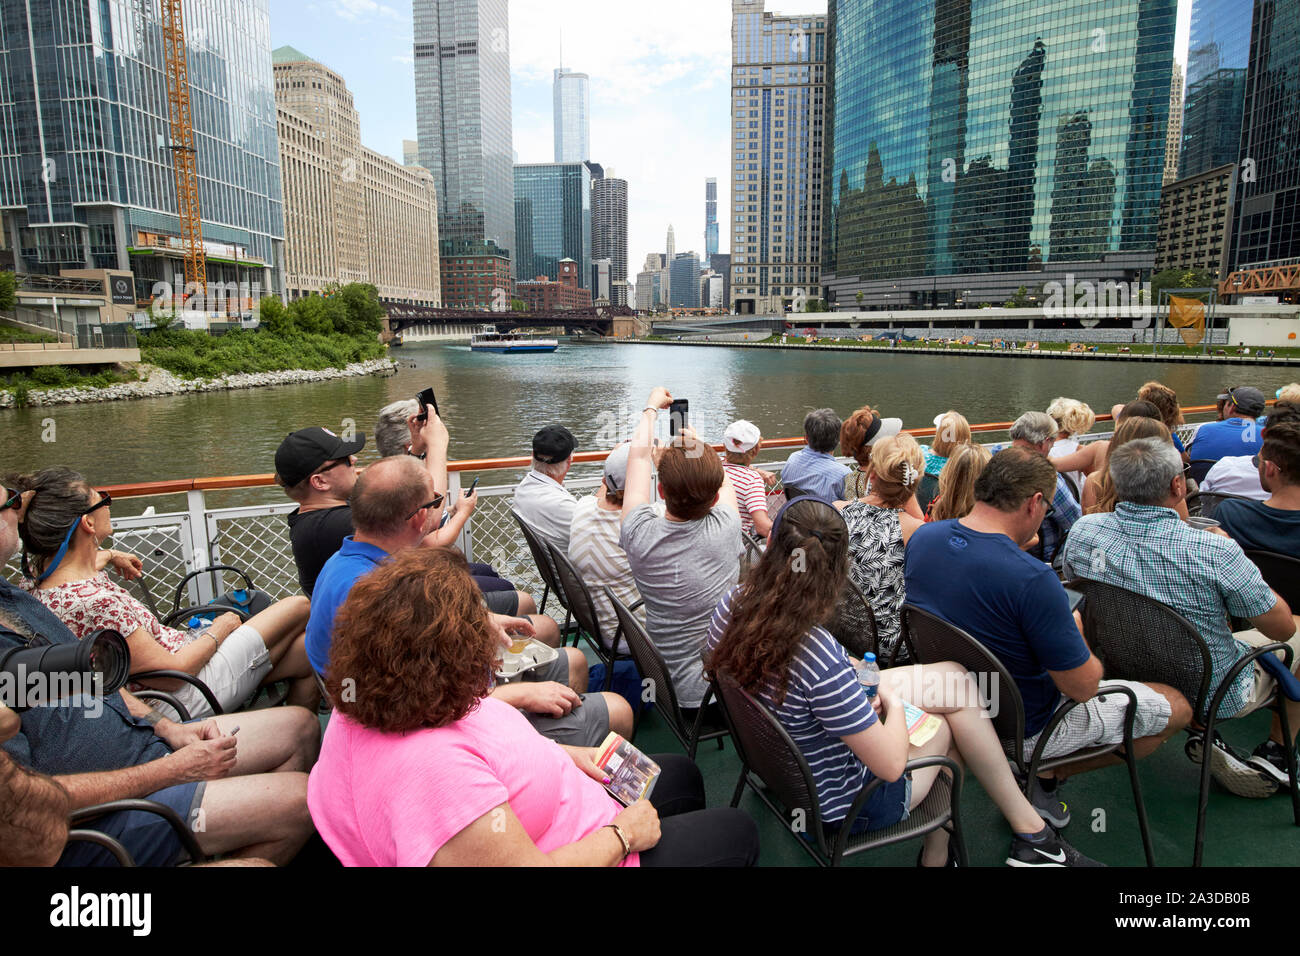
left=1062, top=502, right=1277, bottom=716
left=1038, top=473, right=1082, bottom=564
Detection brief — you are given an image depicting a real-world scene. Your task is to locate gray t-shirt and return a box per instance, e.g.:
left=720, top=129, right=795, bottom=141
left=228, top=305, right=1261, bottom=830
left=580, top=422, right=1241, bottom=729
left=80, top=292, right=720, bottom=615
left=620, top=503, right=742, bottom=708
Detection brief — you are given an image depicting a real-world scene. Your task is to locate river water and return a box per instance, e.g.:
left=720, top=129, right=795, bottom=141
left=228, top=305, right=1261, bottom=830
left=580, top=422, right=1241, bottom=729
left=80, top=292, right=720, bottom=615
left=4, top=341, right=1295, bottom=516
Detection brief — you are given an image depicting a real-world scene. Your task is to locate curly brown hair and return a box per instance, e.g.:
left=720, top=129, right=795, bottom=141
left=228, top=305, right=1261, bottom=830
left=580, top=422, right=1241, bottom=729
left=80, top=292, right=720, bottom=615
left=326, top=547, right=496, bottom=733
left=707, top=499, right=848, bottom=705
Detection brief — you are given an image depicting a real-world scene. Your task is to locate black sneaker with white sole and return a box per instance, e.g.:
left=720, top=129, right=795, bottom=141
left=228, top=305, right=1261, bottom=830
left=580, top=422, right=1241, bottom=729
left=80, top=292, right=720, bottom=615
left=1186, top=730, right=1279, bottom=798
left=1248, top=740, right=1295, bottom=790
left=1006, top=829, right=1104, bottom=867
left=1014, top=772, right=1071, bottom=828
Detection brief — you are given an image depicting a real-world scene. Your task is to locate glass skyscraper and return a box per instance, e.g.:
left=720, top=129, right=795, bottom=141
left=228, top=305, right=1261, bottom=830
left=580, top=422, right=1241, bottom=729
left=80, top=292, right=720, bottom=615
left=553, top=68, right=589, bottom=163
left=821, top=0, right=1176, bottom=309
left=0, top=0, right=284, bottom=296
left=513, top=162, right=591, bottom=288
left=592, top=175, right=628, bottom=305
left=1180, top=0, right=1252, bottom=179
left=705, top=178, right=719, bottom=257
left=1232, top=0, right=1299, bottom=268
left=415, top=0, right=514, bottom=269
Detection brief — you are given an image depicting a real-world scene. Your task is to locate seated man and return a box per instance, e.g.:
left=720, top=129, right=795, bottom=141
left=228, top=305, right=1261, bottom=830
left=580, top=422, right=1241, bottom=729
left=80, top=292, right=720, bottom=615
left=1008, top=411, right=1082, bottom=565
left=568, top=443, right=643, bottom=652
left=0, top=487, right=318, bottom=866
left=1187, top=386, right=1267, bottom=463
left=0, top=703, right=69, bottom=866
left=781, top=408, right=849, bottom=501
left=512, top=425, right=579, bottom=552
left=907, top=448, right=1190, bottom=823
left=1202, top=402, right=1300, bottom=501
left=1216, top=420, right=1300, bottom=559
left=1063, top=438, right=1300, bottom=794
left=621, top=388, right=742, bottom=719
left=306, top=457, right=627, bottom=745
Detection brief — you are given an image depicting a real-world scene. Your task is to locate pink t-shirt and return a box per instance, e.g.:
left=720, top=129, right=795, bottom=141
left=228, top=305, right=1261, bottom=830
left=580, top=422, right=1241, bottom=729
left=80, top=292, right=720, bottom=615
left=723, top=462, right=768, bottom=535
left=307, top=695, right=639, bottom=867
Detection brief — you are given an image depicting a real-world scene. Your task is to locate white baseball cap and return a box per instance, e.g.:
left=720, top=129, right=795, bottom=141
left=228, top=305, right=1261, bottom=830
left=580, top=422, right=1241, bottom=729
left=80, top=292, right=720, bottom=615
left=724, top=420, right=762, bottom=453
left=603, top=443, right=631, bottom=493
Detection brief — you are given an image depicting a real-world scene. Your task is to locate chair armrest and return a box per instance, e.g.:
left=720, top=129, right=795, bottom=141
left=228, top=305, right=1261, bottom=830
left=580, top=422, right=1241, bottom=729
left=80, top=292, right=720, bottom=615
left=1206, top=642, right=1297, bottom=724
left=130, top=690, right=193, bottom=723
left=161, top=604, right=250, bottom=629
left=71, top=798, right=205, bottom=864
left=64, top=829, right=136, bottom=866
left=171, top=565, right=256, bottom=616
left=130, top=670, right=224, bottom=716
left=627, top=599, right=644, bottom=613
left=831, top=754, right=963, bottom=859
left=1026, top=684, right=1140, bottom=780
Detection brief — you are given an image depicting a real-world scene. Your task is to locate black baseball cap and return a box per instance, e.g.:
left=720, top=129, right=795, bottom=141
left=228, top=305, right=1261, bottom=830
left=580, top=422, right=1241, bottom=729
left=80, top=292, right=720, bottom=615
left=275, top=427, right=366, bottom=486
left=532, top=425, right=576, bottom=464
left=1219, top=386, right=1266, bottom=417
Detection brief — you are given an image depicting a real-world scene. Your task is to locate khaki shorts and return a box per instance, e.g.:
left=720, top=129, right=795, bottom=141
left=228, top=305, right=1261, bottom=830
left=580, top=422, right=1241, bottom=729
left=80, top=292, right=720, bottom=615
left=167, top=623, right=272, bottom=720
left=1231, top=628, right=1300, bottom=718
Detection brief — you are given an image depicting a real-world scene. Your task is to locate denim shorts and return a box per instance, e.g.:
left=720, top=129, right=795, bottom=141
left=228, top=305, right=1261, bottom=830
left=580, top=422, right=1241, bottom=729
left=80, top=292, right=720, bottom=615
left=832, top=772, right=913, bottom=836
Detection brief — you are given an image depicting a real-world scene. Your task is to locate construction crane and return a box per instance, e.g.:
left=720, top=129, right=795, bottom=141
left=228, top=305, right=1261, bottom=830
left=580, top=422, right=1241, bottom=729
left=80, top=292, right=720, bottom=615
left=159, top=0, right=206, bottom=295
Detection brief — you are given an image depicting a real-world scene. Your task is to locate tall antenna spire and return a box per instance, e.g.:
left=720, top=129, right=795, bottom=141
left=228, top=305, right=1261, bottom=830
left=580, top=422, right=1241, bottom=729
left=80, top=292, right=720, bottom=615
left=559, top=27, right=563, bottom=71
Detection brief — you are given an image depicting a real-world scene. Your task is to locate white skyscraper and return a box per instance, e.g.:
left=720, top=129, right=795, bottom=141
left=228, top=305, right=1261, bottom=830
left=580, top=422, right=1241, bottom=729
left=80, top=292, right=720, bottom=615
left=553, top=68, right=590, bottom=163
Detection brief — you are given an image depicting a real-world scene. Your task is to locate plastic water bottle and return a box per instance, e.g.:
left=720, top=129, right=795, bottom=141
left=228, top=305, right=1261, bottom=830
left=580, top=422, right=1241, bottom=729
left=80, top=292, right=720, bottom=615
left=855, top=652, right=880, bottom=699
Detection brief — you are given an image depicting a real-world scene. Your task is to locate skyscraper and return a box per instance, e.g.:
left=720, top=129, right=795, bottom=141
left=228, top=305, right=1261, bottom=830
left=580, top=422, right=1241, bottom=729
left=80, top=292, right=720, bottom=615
left=553, top=68, right=590, bottom=163
left=1181, top=0, right=1252, bottom=179
left=669, top=252, right=701, bottom=308
left=1164, top=61, right=1184, bottom=185
left=705, top=178, right=719, bottom=257
left=1232, top=0, right=1299, bottom=267
left=414, top=0, right=514, bottom=266
left=729, top=0, right=827, bottom=315
left=592, top=176, right=629, bottom=305
left=821, top=0, right=1176, bottom=309
left=666, top=224, right=676, bottom=258
left=513, top=162, right=592, bottom=288
left=0, top=0, right=284, bottom=298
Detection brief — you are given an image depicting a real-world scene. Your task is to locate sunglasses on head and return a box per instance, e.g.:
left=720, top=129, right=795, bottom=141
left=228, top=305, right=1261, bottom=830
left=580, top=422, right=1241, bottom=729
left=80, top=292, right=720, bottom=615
left=405, top=492, right=446, bottom=521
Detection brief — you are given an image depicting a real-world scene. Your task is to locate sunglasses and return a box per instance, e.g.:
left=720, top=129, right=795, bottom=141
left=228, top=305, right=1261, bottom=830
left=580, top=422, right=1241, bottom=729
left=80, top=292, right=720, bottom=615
left=314, top=457, right=353, bottom=477
left=405, top=492, right=446, bottom=521
left=1, top=487, right=20, bottom=513
left=83, top=492, right=112, bottom=515
left=1040, top=496, right=1055, bottom=520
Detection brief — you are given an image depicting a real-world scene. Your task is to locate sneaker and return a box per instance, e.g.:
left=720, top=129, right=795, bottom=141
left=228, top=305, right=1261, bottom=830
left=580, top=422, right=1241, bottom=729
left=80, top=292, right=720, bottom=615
left=1006, top=829, right=1104, bottom=867
left=1186, top=731, right=1279, bottom=798
left=1247, top=740, right=1295, bottom=790
left=1028, top=778, right=1070, bottom=829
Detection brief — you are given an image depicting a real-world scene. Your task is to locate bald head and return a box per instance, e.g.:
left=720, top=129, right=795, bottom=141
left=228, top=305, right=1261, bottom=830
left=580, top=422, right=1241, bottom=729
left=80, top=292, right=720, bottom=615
left=349, top=456, right=432, bottom=539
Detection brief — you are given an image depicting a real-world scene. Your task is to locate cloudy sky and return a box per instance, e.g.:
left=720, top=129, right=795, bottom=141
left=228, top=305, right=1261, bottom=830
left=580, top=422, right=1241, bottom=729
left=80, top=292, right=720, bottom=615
left=271, top=0, right=1195, bottom=291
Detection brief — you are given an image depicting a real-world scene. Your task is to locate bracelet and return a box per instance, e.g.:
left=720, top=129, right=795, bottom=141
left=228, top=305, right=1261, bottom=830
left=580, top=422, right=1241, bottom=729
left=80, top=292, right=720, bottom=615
left=642, top=406, right=660, bottom=415
left=603, top=823, right=631, bottom=860
left=201, top=631, right=219, bottom=650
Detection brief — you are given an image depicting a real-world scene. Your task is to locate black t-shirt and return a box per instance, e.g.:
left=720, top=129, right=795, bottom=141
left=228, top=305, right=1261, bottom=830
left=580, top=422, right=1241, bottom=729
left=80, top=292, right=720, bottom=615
left=287, top=505, right=355, bottom=596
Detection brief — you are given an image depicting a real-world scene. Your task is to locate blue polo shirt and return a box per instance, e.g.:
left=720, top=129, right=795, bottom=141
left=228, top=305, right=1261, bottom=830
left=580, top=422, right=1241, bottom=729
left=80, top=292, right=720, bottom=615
left=305, top=537, right=390, bottom=675
left=1187, top=417, right=1263, bottom=463
left=781, top=446, right=849, bottom=501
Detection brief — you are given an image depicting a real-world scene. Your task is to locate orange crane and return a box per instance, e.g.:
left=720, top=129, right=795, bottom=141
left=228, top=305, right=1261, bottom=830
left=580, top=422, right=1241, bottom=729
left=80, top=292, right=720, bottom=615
left=159, top=0, right=206, bottom=295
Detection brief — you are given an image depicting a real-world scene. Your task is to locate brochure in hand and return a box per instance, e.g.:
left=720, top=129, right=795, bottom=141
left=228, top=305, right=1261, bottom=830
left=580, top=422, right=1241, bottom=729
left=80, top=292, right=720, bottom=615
left=902, top=701, right=943, bottom=747
left=593, top=733, right=661, bottom=806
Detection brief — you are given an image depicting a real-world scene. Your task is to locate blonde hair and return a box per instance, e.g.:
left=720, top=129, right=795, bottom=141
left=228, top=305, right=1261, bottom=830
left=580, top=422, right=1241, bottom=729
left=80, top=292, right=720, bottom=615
left=1278, top=383, right=1300, bottom=405
left=1090, top=418, right=1172, bottom=514
left=1137, top=381, right=1184, bottom=430
left=931, top=410, right=971, bottom=457
left=930, top=443, right=991, bottom=522
left=1046, top=397, right=1096, bottom=438
left=868, top=434, right=924, bottom=508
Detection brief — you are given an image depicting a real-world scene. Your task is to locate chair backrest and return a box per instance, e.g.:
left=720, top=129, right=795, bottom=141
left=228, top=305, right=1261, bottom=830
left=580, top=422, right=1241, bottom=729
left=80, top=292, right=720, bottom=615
left=1186, top=491, right=1252, bottom=520
left=1060, top=471, right=1081, bottom=503
left=1244, top=550, right=1300, bottom=612
left=546, top=541, right=614, bottom=652
left=1187, top=459, right=1217, bottom=484
left=511, top=510, right=568, bottom=609
left=605, top=587, right=685, bottom=732
left=901, top=605, right=1026, bottom=756
left=827, top=578, right=879, bottom=660
left=915, top=472, right=940, bottom=513
left=1065, top=577, right=1214, bottom=721
left=713, top=669, right=826, bottom=848
left=781, top=482, right=810, bottom=501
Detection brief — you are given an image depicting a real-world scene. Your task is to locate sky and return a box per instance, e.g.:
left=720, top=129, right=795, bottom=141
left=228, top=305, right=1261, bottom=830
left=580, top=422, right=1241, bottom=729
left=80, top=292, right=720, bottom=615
left=270, top=0, right=1195, bottom=295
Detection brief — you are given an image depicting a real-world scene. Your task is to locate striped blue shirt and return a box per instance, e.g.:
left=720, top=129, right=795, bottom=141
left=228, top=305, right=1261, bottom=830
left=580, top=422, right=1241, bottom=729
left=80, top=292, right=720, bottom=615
left=706, top=586, right=879, bottom=824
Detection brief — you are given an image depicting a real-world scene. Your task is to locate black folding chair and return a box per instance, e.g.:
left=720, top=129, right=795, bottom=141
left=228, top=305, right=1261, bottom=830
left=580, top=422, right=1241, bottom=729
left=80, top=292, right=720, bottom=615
left=902, top=603, right=1156, bottom=866
left=1187, top=459, right=1218, bottom=484
left=826, top=578, right=881, bottom=662
left=916, top=472, right=940, bottom=514
left=605, top=588, right=727, bottom=758
left=714, top=669, right=966, bottom=867
left=545, top=541, right=637, bottom=691
left=67, top=799, right=207, bottom=866
left=1186, top=491, right=1254, bottom=519
left=1244, top=550, right=1300, bottom=609
left=510, top=510, right=577, bottom=641
left=1065, top=577, right=1300, bottom=866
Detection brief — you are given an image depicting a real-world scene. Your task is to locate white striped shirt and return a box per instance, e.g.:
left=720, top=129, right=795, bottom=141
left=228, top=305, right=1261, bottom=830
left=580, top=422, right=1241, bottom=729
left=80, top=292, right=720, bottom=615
left=568, top=496, right=643, bottom=651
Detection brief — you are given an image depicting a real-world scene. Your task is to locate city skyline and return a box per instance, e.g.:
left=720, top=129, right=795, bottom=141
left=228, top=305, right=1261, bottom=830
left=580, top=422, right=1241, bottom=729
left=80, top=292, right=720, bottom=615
left=272, top=0, right=1193, bottom=303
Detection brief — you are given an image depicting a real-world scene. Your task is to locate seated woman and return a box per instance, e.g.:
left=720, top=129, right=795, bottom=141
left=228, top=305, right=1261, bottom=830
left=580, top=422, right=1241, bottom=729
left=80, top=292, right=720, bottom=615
left=15, top=467, right=315, bottom=717
left=705, top=497, right=1099, bottom=867
left=1137, top=381, right=1190, bottom=463
left=838, top=406, right=921, bottom=519
left=1045, top=397, right=1096, bottom=495
left=922, top=410, right=971, bottom=478
left=1085, top=417, right=1189, bottom=519
left=926, top=443, right=991, bottom=522
left=836, top=434, right=926, bottom=665
left=307, top=546, right=759, bottom=867
left=1050, top=398, right=1163, bottom=483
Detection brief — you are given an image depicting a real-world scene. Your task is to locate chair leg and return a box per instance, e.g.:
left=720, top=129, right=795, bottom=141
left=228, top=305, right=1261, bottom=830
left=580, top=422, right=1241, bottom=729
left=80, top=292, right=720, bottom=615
left=1276, top=703, right=1300, bottom=827
left=1194, top=724, right=1216, bottom=867
left=730, top=769, right=748, bottom=808
left=1120, top=744, right=1155, bottom=867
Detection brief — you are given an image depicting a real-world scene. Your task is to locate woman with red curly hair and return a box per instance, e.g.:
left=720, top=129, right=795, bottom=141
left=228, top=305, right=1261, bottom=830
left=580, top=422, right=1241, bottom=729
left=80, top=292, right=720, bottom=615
left=307, top=547, right=758, bottom=867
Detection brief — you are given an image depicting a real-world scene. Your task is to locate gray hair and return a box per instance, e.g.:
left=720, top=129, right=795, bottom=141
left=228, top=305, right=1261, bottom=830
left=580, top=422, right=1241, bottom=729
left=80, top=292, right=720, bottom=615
left=375, top=399, right=420, bottom=458
left=804, top=408, right=842, bottom=454
left=1109, top=437, right=1183, bottom=506
left=1009, top=411, right=1057, bottom=446
left=532, top=458, right=569, bottom=480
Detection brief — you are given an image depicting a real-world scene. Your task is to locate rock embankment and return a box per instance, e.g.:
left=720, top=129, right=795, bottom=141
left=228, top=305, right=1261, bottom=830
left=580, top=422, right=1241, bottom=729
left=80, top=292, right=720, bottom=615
left=0, top=358, right=397, bottom=408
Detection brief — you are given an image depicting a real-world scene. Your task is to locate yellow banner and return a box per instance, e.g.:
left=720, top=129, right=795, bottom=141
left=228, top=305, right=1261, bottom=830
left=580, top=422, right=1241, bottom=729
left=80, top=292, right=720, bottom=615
left=1168, top=295, right=1206, bottom=346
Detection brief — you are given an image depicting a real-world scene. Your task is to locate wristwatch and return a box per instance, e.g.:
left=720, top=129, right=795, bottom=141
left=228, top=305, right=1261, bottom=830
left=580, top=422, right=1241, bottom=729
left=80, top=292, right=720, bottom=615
left=603, top=822, right=631, bottom=860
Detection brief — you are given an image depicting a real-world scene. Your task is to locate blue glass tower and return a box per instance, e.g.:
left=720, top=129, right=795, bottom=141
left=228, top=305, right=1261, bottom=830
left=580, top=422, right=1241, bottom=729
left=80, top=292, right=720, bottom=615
left=1180, top=0, right=1252, bottom=178
left=512, top=162, right=591, bottom=288
left=821, top=0, right=1177, bottom=309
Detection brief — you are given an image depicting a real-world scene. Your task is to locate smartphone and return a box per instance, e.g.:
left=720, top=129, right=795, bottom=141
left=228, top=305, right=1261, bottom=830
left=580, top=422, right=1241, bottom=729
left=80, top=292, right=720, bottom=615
left=669, top=398, right=689, bottom=437
left=464, top=476, right=480, bottom=496
left=416, top=386, right=439, bottom=421
left=228, top=725, right=240, bottom=737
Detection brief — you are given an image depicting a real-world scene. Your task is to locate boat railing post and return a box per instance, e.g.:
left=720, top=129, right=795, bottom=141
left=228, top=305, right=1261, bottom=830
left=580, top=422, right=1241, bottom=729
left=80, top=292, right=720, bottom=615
left=448, top=472, right=472, bottom=563
left=185, top=489, right=216, bottom=606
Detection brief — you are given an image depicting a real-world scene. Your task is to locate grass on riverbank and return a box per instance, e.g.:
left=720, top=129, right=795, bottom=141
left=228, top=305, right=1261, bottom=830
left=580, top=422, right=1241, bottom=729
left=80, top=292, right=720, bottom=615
left=0, top=322, right=60, bottom=345
left=1, top=365, right=140, bottom=408
left=138, top=326, right=386, bottom=380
